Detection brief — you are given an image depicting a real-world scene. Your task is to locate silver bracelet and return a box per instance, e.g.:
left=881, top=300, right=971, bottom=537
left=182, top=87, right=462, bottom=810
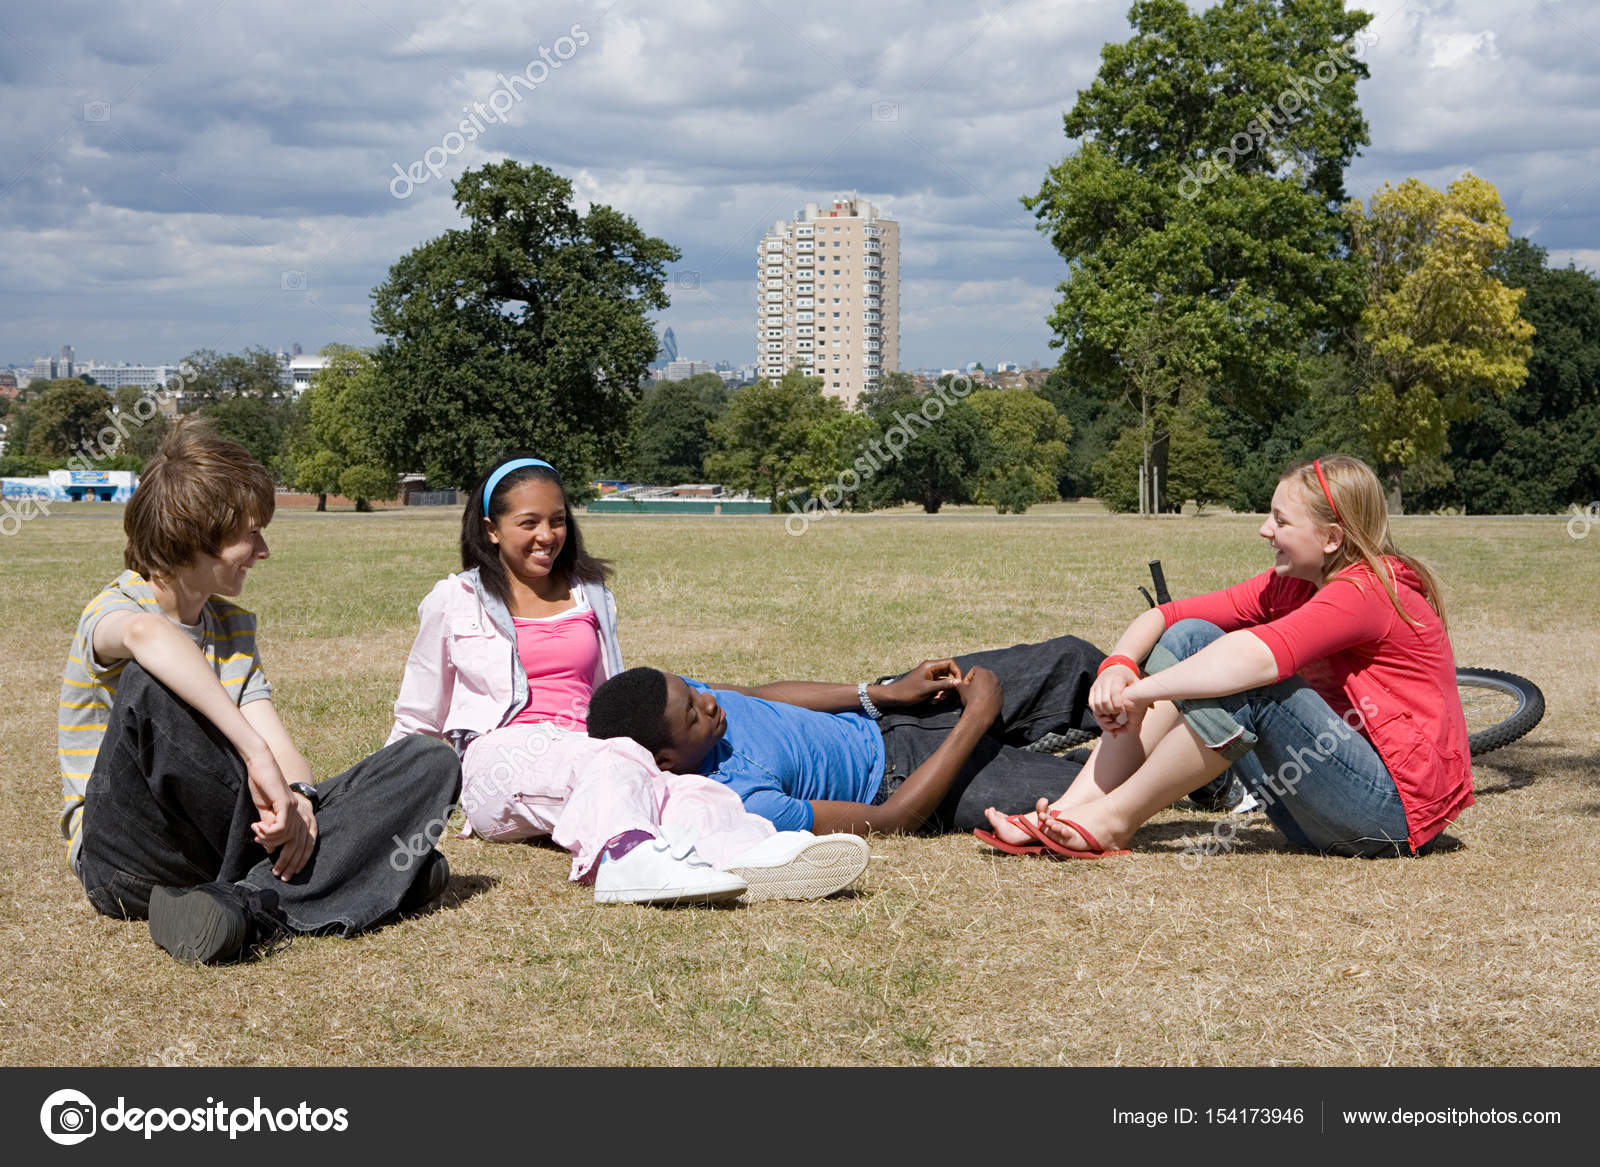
left=857, top=681, right=882, bottom=720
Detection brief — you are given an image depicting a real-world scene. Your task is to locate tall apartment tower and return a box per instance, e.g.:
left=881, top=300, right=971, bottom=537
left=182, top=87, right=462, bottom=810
left=756, top=194, right=899, bottom=403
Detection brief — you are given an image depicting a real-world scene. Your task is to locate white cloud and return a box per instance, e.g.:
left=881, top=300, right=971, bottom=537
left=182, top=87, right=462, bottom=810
left=0, top=0, right=1595, bottom=369
left=1426, top=30, right=1500, bottom=69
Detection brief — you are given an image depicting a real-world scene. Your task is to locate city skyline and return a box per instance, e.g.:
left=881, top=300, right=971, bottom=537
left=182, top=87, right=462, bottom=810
left=1, top=2, right=1595, bottom=372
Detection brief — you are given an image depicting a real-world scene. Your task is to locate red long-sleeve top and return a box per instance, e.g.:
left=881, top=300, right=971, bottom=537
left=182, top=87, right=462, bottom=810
left=1157, top=561, right=1473, bottom=851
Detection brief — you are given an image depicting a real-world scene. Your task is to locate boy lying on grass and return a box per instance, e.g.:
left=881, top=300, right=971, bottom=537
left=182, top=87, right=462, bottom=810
left=586, top=637, right=1105, bottom=836
left=59, top=419, right=461, bottom=964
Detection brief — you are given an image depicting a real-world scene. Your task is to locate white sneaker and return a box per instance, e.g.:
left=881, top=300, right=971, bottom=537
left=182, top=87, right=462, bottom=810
left=593, top=830, right=748, bottom=906
left=724, top=830, right=870, bottom=903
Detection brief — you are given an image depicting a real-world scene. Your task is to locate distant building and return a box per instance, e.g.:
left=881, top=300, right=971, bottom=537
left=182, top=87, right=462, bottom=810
left=0, top=372, right=17, bottom=399
left=757, top=194, right=899, bottom=404
left=288, top=354, right=329, bottom=397
left=662, top=359, right=708, bottom=381
left=33, top=356, right=56, bottom=380
left=60, top=345, right=75, bottom=379
left=658, top=327, right=679, bottom=363
left=85, top=364, right=181, bottom=390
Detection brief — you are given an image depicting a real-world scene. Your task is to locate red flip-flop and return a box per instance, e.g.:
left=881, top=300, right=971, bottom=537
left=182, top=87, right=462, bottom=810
left=1035, top=811, right=1131, bottom=860
left=973, top=813, right=1046, bottom=856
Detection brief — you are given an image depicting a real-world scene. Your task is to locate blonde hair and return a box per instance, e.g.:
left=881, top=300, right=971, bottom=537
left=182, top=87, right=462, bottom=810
left=1284, top=455, right=1447, bottom=629
left=124, top=417, right=276, bottom=581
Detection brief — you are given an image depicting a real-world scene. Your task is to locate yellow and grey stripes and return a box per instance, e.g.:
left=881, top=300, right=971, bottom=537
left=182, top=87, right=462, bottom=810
left=58, top=571, right=272, bottom=872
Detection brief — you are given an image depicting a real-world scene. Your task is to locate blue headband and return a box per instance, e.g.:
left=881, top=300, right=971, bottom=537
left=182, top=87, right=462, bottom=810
left=482, top=458, right=556, bottom=516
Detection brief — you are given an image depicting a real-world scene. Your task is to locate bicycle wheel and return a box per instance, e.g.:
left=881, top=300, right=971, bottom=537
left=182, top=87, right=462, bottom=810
left=1458, top=668, right=1544, bottom=756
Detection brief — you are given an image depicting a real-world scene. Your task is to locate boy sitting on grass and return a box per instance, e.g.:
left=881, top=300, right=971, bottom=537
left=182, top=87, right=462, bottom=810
left=59, top=419, right=461, bottom=964
left=586, top=638, right=1104, bottom=836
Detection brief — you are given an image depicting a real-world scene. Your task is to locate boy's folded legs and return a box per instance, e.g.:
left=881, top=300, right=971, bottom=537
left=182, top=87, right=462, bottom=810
left=81, top=673, right=462, bottom=956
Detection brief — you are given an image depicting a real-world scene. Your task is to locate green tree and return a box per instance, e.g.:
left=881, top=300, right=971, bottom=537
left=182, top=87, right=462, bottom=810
left=704, top=368, right=838, bottom=510
left=371, top=160, right=679, bottom=488
left=858, top=374, right=989, bottom=513
left=1027, top=0, right=1372, bottom=493
left=113, top=385, right=171, bottom=463
left=25, top=380, right=112, bottom=460
left=969, top=389, right=1071, bottom=513
left=1344, top=173, right=1534, bottom=510
left=179, top=347, right=286, bottom=404
left=5, top=399, right=34, bottom=456
left=290, top=346, right=396, bottom=511
left=1097, top=401, right=1234, bottom=513
left=200, top=396, right=288, bottom=472
left=1411, top=238, right=1600, bottom=513
left=630, top=372, right=728, bottom=483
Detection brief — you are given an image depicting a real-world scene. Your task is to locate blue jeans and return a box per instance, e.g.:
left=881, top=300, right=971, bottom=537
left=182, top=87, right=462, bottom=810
left=1149, top=620, right=1410, bottom=857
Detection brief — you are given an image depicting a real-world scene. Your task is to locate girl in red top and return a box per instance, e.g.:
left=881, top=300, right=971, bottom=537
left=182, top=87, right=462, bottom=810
left=979, top=455, right=1472, bottom=859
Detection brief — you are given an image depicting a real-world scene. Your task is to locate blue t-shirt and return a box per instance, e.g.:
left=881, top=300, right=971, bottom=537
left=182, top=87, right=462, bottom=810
left=683, top=678, right=886, bottom=831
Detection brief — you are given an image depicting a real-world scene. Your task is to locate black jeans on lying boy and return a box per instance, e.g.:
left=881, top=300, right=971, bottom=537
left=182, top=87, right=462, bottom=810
left=874, top=635, right=1105, bottom=833
left=78, top=663, right=461, bottom=934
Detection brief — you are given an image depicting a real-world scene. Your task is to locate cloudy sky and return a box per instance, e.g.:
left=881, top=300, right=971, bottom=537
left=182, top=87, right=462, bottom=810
left=2, top=0, right=1596, bottom=372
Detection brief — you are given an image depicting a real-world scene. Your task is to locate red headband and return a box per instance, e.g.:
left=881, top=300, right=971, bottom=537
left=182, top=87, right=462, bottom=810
left=1312, top=459, right=1342, bottom=524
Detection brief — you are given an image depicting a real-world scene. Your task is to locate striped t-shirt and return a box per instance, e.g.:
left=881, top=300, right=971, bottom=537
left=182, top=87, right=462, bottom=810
left=58, top=570, right=272, bottom=873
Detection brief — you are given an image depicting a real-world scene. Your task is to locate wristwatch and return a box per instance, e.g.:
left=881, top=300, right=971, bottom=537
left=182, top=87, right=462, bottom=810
left=289, top=781, right=322, bottom=809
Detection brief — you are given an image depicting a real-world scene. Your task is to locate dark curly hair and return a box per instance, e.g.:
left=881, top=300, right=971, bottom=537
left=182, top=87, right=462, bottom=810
left=586, top=667, right=673, bottom=751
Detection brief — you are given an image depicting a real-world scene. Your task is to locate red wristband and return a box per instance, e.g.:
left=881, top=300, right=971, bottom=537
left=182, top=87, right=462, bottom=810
left=1097, top=654, right=1142, bottom=678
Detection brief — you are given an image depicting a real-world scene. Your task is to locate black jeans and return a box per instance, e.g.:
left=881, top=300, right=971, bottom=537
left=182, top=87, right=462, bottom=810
left=875, top=635, right=1104, bottom=833
left=78, top=663, right=462, bottom=935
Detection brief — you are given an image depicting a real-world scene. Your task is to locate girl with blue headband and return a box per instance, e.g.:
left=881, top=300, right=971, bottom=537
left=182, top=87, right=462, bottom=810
left=387, top=455, right=868, bottom=905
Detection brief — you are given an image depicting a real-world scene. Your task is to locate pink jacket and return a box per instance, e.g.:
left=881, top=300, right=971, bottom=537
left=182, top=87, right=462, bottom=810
left=387, top=569, right=623, bottom=750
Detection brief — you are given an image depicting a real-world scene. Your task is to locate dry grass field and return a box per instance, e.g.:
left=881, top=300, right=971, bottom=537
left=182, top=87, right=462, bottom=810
left=2, top=504, right=1596, bottom=1066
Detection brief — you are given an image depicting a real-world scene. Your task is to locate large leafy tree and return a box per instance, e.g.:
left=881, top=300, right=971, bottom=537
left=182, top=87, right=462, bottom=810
left=24, top=379, right=112, bottom=460
left=289, top=345, right=396, bottom=510
left=857, top=373, right=989, bottom=513
left=1344, top=173, right=1533, bottom=509
left=179, top=347, right=285, bottom=404
left=707, top=366, right=870, bottom=509
left=371, top=161, right=679, bottom=488
left=1027, top=0, right=1372, bottom=497
left=630, top=372, right=728, bottom=483
left=969, top=389, right=1072, bottom=514
left=1411, top=238, right=1600, bottom=513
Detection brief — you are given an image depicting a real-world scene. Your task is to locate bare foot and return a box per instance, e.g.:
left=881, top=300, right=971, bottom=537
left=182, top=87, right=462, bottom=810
left=981, top=806, right=1040, bottom=846
left=1037, top=804, right=1126, bottom=854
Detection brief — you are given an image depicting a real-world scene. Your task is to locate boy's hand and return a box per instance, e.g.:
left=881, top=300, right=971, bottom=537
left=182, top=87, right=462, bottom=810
left=955, top=666, right=1002, bottom=725
left=876, top=658, right=963, bottom=709
left=247, top=753, right=317, bottom=879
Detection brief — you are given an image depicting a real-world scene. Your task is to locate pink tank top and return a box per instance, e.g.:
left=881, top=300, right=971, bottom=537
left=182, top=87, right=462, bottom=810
left=507, top=604, right=601, bottom=730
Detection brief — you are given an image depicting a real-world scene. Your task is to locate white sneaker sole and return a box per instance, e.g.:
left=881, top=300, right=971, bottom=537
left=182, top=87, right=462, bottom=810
left=726, top=835, right=869, bottom=903
left=593, top=881, right=747, bottom=906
